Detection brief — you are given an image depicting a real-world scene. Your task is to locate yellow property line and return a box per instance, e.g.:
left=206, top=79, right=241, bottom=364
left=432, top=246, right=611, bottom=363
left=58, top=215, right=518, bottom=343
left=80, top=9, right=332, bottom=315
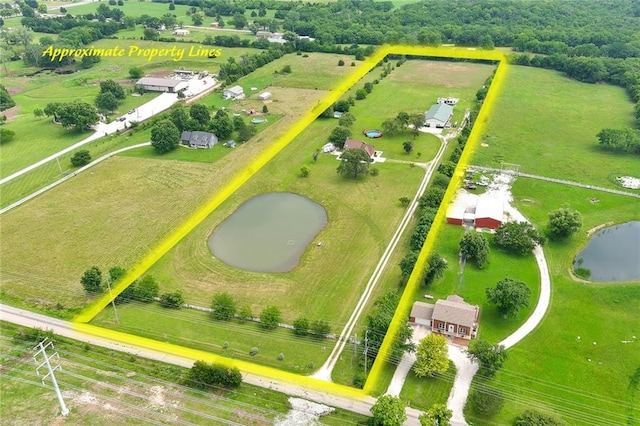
left=364, top=50, right=509, bottom=393
left=74, top=45, right=507, bottom=399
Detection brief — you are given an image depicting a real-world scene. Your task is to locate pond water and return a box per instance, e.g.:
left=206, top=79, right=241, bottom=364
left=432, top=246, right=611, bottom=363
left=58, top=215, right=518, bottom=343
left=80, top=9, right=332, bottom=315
left=573, top=221, right=640, bottom=282
left=208, top=192, right=327, bottom=273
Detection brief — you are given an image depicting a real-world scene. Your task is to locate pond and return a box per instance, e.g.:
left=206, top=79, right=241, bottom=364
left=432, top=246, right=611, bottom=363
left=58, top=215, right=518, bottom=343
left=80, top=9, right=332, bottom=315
left=208, top=192, right=327, bottom=273
left=573, top=221, right=640, bottom=282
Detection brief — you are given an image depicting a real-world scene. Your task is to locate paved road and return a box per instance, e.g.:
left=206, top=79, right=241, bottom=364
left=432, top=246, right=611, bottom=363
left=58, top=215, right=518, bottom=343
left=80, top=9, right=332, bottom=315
left=0, top=77, right=218, bottom=186
left=0, top=304, right=427, bottom=425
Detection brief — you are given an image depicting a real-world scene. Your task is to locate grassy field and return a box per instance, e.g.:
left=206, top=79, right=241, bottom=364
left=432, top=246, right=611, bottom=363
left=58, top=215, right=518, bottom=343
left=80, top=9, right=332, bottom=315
left=472, top=65, right=639, bottom=188
left=464, top=179, right=640, bottom=425
left=0, top=321, right=368, bottom=425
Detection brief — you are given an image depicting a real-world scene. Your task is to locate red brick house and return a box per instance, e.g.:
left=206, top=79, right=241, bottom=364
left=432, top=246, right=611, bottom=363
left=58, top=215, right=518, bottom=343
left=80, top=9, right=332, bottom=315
left=409, top=295, right=479, bottom=340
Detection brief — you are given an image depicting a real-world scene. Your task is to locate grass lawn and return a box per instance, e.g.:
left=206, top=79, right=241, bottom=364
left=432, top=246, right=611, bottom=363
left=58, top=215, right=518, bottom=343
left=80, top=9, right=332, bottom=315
left=0, top=321, right=368, bottom=425
left=465, top=180, right=640, bottom=425
left=399, top=362, right=457, bottom=411
left=472, top=65, right=639, bottom=188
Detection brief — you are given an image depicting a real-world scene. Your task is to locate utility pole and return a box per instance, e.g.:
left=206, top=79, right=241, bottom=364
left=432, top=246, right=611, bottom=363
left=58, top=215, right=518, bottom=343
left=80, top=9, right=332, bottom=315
left=363, top=329, right=369, bottom=378
left=105, top=277, right=120, bottom=324
left=33, top=339, right=70, bottom=417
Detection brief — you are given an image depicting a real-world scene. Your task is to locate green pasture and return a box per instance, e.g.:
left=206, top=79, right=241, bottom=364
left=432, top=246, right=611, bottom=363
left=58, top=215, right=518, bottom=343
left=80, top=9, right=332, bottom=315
left=464, top=179, right=640, bottom=425
left=400, top=362, right=457, bottom=411
left=53, top=1, right=193, bottom=18
left=0, top=321, right=367, bottom=425
left=473, top=65, right=639, bottom=188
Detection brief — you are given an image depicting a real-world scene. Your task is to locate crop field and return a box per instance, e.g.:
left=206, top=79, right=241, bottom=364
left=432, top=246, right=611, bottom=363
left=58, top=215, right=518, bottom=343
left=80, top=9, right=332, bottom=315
left=464, top=179, right=640, bottom=425
left=473, top=65, right=639, bottom=188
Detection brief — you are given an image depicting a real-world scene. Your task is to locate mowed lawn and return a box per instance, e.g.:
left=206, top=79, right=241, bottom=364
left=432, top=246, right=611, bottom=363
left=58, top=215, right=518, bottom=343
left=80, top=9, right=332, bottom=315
left=473, top=65, right=639, bottom=188
left=466, top=179, right=640, bottom=425
left=0, top=86, right=327, bottom=313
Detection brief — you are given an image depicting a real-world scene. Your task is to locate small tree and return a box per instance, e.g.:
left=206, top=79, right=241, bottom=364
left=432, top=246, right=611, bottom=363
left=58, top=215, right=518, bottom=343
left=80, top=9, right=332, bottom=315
left=190, top=103, right=210, bottom=127
left=260, top=306, right=281, bottom=329
left=0, top=128, right=15, bottom=144
left=514, top=409, right=565, bottom=426
left=337, top=148, right=371, bottom=179
left=159, top=290, right=184, bottom=309
left=403, top=140, right=413, bottom=153
left=94, top=91, right=118, bottom=112
left=419, top=404, right=452, bottom=426
left=310, top=319, right=330, bottom=338
left=151, top=119, right=180, bottom=154
left=399, top=197, right=411, bottom=206
left=80, top=266, right=102, bottom=293
left=293, top=317, right=310, bottom=336
left=494, top=221, right=545, bottom=255
left=423, top=252, right=448, bottom=286
left=262, top=105, right=268, bottom=114
left=211, top=292, right=236, bottom=320
left=338, top=112, right=356, bottom=128
left=187, top=361, right=242, bottom=389
left=169, top=2, right=175, bottom=10
left=328, top=126, right=352, bottom=148
left=459, top=232, right=490, bottom=269
left=399, top=251, right=419, bottom=278
left=134, top=275, right=159, bottom=302
left=129, top=67, right=144, bottom=79
left=469, top=388, right=504, bottom=417
left=414, top=334, right=449, bottom=378
left=99, top=80, right=126, bottom=100
left=338, top=59, right=345, bottom=66
left=370, top=395, right=407, bottom=426
left=355, top=88, right=367, bottom=100
left=486, top=278, right=531, bottom=317
left=281, top=64, right=292, bottom=74
left=547, top=207, right=582, bottom=239
left=299, top=165, right=310, bottom=178
left=466, top=340, right=508, bottom=376
left=71, top=150, right=91, bottom=167
left=33, top=108, right=44, bottom=117
left=238, top=305, right=253, bottom=323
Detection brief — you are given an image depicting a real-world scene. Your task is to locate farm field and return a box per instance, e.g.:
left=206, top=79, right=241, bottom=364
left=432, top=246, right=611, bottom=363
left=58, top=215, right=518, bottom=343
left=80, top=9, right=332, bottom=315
left=464, top=179, right=640, bottom=425
left=473, top=65, right=639, bottom=188
left=0, top=321, right=367, bottom=425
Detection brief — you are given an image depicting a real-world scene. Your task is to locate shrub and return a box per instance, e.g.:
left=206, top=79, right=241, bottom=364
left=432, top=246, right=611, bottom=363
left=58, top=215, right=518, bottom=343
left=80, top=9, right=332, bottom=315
left=370, top=167, right=379, bottom=176
left=71, top=150, right=91, bottom=167
left=211, top=292, right=236, bottom=320
left=399, top=197, right=411, bottom=206
left=260, top=306, right=281, bottom=329
left=338, top=59, right=345, bottom=66
left=300, top=165, right=310, bottom=178
left=278, top=353, right=285, bottom=361
left=293, top=317, right=310, bottom=336
left=159, top=290, right=184, bottom=309
left=223, top=341, right=229, bottom=349
left=249, top=347, right=259, bottom=356
left=187, top=360, right=242, bottom=389
left=310, top=319, right=330, bottom=338
left=574, top=267, right=591, bottom=279
left=469, top=388, right=504, bottom=417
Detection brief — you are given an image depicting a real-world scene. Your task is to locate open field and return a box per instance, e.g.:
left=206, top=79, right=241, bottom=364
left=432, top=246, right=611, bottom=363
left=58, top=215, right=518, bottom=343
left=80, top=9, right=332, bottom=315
left=465, top=179, right=640, bottom=425
left=0, top=84, right=327, bottom=314
left=0, top=321, right=367, bottom=425
left=473, top=65, right=639, bottom=188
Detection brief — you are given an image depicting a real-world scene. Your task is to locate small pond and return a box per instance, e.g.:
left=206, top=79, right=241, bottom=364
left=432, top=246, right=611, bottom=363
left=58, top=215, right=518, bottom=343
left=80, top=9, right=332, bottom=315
left=573, top=221, right=640, bottom=282
left=208, top=192, right=327, bottom=273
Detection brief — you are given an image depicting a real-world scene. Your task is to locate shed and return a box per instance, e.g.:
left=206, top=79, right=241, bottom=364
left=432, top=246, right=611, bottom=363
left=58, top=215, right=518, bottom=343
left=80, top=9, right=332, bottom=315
left=258, top=92, right=271, bottom=101
left=424, top=103, right=454, bottom=128
left=135, top=77, right=188, bottom=93
left=223, top=85, right=245, bottom=100
left=173, top=29, right=190, bottom=36
left=475, top=196, right=504, bottom=229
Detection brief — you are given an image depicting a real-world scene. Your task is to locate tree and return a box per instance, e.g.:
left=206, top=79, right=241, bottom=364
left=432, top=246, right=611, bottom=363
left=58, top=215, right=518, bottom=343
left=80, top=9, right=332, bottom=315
left=238, top=305, right=253, bottom=322
left=366, top=291, right=414, bottom=366
left=129, top=67, right=144, bottom=79
left=396, top=111, right=410, bottom=129
left=409, top=115, right=424, bottom=138
left=169, top=107, right=189, bottom=132
left=469, top=388, right=504, bottom=417
left=459, top=232, right=490, bottom=269
left=328, top=126, right=352, bottom=148
left=33, top=108, right=44, bottom=118
left=338, top=59, right=345, bottom=66
left=419, top=404, right=452, bottom=426
left=187, top=361, right=242, bottom=389
left=108, top=266, right=126, bottom=284
left=134, top=275, right=159, bottom=302
left=0, top=84, right=15, bottom=111
left=299, top=165, right=310, bottom=177
left=232, top=13, right=247, bottom=29
left=191, top=14, right=203, bottom=26
left=190, top=104, right=210, bottom=126
left=293, top=317, right=309, bottom=336
left=160, top=290, right=184, bottom=309
left=338, top=112, right=356, bottom=128
left=514, top=410, right=565, bottom=426
left=399, top=250, right=419, bottom=278
left=310, top=319, right=330, bottom=338
left=211, top=292, right=236, bottom=320
left=94, top=91, right=118, bottom=112
left=0, top=128, right=15, bottom=144
left=71, top=150, right=91, bottom=167
left=169, top=2, right=175, bottom=10
left=364, top=82, right=374, bottom=93
left=151, top=119, right=180, bottom=154
left=466, top=340, right=508, bottom=376
left=547, top=207, right=582, bottom=239
left=262, top=105, right=268, bottom=114
left=281, top=64, right=292, bottom=74
left=99, top=80, right=125, bottom=100
left=494, top=221, right=544, bottom=255
left=143, top=27, right=159, bottom=40
left=337, top=148, right=371, bottom=179
left=419, top=187, right=445, bottom=209
left=423, top=252, right=448, bottom=286
left=209, top=115, right=234, bottom=139
left=431, top=173, right=450, bottom=189
left=486, top=278, right=531, bottom=317
left=55, top=102, right=99, bottom=130
left=403, top=140, right=413, bottom=153
left=355, top=88, right=367, bottom=100
left=414, top=334, right=449, bottom=378
left=237, top=124, right=257, bottom=142
left=370, top=395, right=407, bottom=426
left=382, top=118, right=400, bottom=135
left=260, top=306, right=281, bottom=329
left=80, top=266, right=103, bottom=293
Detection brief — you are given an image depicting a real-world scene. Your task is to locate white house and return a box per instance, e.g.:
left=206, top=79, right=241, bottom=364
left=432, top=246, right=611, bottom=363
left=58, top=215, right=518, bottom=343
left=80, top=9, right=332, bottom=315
left=223, top=85, right=245, bottom=100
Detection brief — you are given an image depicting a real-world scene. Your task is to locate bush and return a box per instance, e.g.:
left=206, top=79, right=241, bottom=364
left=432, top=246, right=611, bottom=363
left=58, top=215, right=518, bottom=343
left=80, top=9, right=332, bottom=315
left=293, top=317, right=310, bottom=336
left=249, top=347, right=259, bottom=356
left=211, top=292, right=236, bottom=320
left=370, top=167, right=379, bottom=176
left=574, top=267, right=591, bottom=279
left=300, top=165, right=310, bottom=178
left=71, top=150, right=91, bottom=167
left=187, top=360, right=242, bottom=389
left=399, top=197, right=411, bottom=206
left=514, top=409, right=565, bottom=426
left=159, top=290, right=184, bottom=309
left=469, top=388, right=504, bottom=417
left=278, top=353, right=285, bottom=361
left=260, top=306, right=281, bottom=329
left=338, top=59, right=345, bottom=66
left=310, top=319, right=330, bottom=338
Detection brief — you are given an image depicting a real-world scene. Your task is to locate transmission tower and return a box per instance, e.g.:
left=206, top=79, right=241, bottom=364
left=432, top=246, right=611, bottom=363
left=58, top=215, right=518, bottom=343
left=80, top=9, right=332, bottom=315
left=33, top=339, right=70, bottom=417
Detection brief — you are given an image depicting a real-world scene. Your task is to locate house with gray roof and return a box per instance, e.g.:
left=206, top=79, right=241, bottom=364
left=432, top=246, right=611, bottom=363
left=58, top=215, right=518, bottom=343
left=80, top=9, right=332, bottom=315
left=409, top=295, right=479, bottom=340
left=424, top=103, right=454, bottom=128
left=180, top=131, right=218, bottom=149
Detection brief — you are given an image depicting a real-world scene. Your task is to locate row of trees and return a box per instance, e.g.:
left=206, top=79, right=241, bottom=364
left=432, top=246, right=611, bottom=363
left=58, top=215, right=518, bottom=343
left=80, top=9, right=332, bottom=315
left=596, top=128, right=640, bottom=155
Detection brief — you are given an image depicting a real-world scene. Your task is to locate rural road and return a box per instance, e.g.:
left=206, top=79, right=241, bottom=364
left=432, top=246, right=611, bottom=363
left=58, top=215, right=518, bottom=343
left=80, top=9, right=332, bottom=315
left=384, top=173, right=552, bottom=426
left=0, top=77, right=218, bottom=187
left=0, top=304, right=426, bottom=425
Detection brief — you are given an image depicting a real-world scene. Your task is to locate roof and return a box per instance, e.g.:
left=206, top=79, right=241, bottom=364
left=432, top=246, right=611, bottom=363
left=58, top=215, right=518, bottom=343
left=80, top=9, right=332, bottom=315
left=475, top=195, right=504, bottom=221
left=448, top=189, right=479, bottom=215
left=224, top=85, right=244, bottom=95
left=425, top=103, right=454, bottom=123
left=344, top=139, right=375, bottom=157
left=410, top=301, right=434, bottom=320
left=432, top=295, right=478, bottom=328
left=181, top=131, right=217, bottom=147
left=258, top=92, right=271, bottom=99
left=136, top=77, right=183, bottom=88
